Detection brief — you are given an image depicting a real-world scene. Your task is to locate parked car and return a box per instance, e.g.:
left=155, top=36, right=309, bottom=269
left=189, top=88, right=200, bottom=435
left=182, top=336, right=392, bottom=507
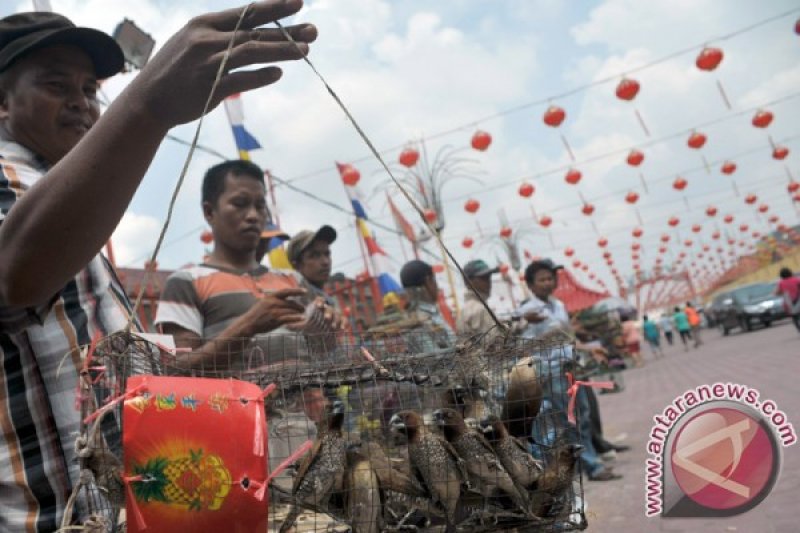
left=715, top=282, right=785, bottom=334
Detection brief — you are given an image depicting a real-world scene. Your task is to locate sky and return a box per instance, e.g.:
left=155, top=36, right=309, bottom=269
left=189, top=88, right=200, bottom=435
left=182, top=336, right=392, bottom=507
left=9, top=0, right=800, bottom=312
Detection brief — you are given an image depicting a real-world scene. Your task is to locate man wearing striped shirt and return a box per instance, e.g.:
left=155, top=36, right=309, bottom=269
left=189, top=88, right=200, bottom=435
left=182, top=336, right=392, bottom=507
left=0, top=4, right=318, bottom=530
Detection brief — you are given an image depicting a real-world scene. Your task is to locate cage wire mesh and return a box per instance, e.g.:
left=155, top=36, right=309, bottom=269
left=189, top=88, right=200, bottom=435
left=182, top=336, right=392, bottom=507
left=73, top=329, right=589, bottom=532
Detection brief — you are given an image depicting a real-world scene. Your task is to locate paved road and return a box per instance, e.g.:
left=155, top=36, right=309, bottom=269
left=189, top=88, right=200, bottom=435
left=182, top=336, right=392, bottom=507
left=583, top=319, right=799, bottom=532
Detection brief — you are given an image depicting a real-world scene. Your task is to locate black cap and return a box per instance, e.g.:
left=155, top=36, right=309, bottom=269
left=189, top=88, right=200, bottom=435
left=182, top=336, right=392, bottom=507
left=524, top=258, right=563, bottom=284
left=0, top=12, right=124, bottom=78
left=400, top=260, right=433, bottom=288
left=463, top=259, right=499, bottom=279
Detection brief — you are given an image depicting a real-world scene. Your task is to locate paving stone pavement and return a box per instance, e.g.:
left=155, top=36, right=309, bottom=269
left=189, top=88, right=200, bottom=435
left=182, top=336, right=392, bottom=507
left=582, top=320, right=799, bottom=532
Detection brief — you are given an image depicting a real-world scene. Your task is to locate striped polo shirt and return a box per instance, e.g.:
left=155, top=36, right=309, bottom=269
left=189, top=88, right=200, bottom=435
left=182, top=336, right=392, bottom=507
left=155, top=264, right=313, bottom=370
left=0, top=140, right=141, bottom=531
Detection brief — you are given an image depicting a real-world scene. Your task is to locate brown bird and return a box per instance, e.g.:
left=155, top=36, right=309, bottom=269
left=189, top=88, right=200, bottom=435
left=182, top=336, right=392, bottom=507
left=389, top=410, right=465, bottom=530
left=433, top=408, right=530, bottom=514
left=344, top=443, right=382, bottom=533
left=530, top=441, right=583, bottom=519
left=501, top=357, right=542, bottom=441
left=480, top=415, right=543, bottom=491
left=279, top=399, right=348, bottom=533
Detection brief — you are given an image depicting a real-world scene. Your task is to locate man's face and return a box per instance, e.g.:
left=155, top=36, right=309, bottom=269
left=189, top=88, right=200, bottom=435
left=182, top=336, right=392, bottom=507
left=296, top=239, right=332, bottom=286
left=0, top=45, right=100, bottom=164
left=469, top=275, right=492, bottom=297
left=204, top=173, right=267, bottom=255
left=424, top=273, right=439, bottom=301
left=529, top=269, right=556, bottom=299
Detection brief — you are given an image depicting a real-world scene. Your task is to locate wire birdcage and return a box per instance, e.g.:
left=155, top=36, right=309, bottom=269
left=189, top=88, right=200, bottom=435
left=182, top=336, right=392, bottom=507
left=69, top=328, right=588, bottom=532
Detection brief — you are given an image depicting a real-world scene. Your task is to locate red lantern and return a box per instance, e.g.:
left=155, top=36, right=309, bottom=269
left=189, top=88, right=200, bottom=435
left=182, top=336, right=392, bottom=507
left=773, top=146, right=789, bottom=160
left=603, top=251, right=612, bottom=258
left=625, top=191, right=639, bottom=204
left=796, top=18, right=800, bottom=34
left=712, top=230, right=721, bottom=239
left=692, top=224, right=702, bottom=233
left=661, top=234, right=670, bottom=243
left=433, top=264, right=445, bottom=274
left=687, top=132, right=707, bottom=149
left=500, top=227, right=513, bottom=238
left=752, top=231, right=761, bottom=239
left=471, top=130, right=492, bottom=151
left=684, top=239, right=693, bottom=247
left=564, top=247, right=575, bottom=257
left=565, top=168, right=582, bottom=185
left=543, top=105, right=566, bottom=127
left=632, top=227, right=643, bottom=238
left=721, top=161, right=736, bottom=175
left=758, top=204, right=769, bottom=214
left=464, top=198, right=480, bottom=213
left=615, top=78, right=640, bottom=101
left=696, top=47, right=724, bottom=71
left=703, top=245, right=710, bottom=252
left=518, top=182, right=535, bottom=198
left=632, top=243, right=641, bottom=251
left=581, top=264, right=589, bottom=272
left=659, top=245, right=667, bottom=253
left=751, top=109, right=773, bottom=129
left=679, top=252, right=687, bottom=259
left=572, top=260, right=582, bottom=268
left=724, top=214, right=734, bottom=224
left=598, top=237, right=608, bottom=248
left=462, top=236, right=474, bottom=249
left=539, top=215, right=553, bottom=227
left=768, top=215, right=779, bottom=224
left=581, top=203, right=595, bottom=216
left=424, top=209, right=437, bottom=222
left=200, top=230, right=213, bottom=244
left=398, top=147, right=419, bottom=167
left=668, top=216, right=680, bottom=227
left=739, top=224, right=749, bottom=232
left=340, top=163, right=361, bottom=186
left=499, top=264, right=510, bottom=275
left=632, top=254, right=639, bottom=261
left=795, top=192, right=800, bottom=202
left=788, top=182, right=800, bottom=193
left=744, top=194, right=757, bottom=205
left=627, top=149, right=644, bottom=167
left=672, top=177, right=688, bottom=191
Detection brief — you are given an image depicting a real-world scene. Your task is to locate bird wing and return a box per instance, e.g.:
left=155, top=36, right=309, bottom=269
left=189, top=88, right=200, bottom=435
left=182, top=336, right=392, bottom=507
left=293, top=437, right=323, bottom=493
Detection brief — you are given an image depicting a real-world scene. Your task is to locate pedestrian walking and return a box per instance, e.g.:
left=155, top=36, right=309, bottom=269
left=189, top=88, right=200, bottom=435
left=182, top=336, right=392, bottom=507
left=684, top=302, right=702, bottom=347
left=673, top=307, right=692, bottom=351
left=621, top=316, right=644, bottom=367
left=776, top=267, right=800, bottom=332
left=659, top=313, right=674, bottom=346
left=642, top=315, right=663, bottom=357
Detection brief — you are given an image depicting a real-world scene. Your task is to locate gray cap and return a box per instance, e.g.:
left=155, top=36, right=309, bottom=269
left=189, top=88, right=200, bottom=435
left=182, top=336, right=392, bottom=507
left=287, top=225, right=337, bottom=264
left=463, top=259, right=499, bottom=279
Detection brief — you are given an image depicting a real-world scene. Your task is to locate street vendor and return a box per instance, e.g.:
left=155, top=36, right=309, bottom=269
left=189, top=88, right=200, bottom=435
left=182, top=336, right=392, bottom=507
left=456, top=258, right=499, bottom=337
left=0, top=3, right=317, bottom=530
left=287, top=224, right=337, bottom=306
left=517, top=259, right=621, bottom=482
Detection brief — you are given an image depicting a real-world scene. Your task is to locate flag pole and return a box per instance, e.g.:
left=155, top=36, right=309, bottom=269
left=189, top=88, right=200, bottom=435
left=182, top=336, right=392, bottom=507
left=435, top=229, right=461, bottom=317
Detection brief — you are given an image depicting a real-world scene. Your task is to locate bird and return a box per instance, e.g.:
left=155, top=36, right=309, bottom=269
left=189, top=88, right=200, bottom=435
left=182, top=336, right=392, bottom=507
left=530, top=440, right=583, bottom=519
left=279, top=399, right=348, bottom=533
left=433, top=408, right=530, bottom=514
left=389, top=410, right=466, bottom=531
left=500, top=357, right=543, bottom=441
left=479, top=415, right=543, bottom=491
left=344, top=443, right=382, bottom=533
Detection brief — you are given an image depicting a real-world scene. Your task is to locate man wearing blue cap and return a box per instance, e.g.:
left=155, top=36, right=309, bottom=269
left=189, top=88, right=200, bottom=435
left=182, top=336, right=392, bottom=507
left=0, top=4, right=317, bottom=530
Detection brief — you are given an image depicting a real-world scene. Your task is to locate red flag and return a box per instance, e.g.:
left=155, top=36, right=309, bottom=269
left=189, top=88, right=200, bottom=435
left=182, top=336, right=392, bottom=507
left=387, top=194, right=416, bottom=244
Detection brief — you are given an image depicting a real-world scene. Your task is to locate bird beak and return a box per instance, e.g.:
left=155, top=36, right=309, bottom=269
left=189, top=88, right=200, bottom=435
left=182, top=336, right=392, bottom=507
left=478, top=418, right=492, bottom=433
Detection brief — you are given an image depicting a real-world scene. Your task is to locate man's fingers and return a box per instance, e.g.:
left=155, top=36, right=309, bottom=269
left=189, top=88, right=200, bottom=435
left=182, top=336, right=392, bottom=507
left=215, top=67, right=284, bottom=98
left=271, top=288, right=307, bottom=299
left=197, top=0, right=304, bottom=32
left=222, top=23, right=317, bottom=47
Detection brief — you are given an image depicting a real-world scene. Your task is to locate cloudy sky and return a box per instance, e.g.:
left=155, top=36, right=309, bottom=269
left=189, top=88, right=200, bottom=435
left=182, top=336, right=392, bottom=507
left=11, top=0, right=800, bottom=310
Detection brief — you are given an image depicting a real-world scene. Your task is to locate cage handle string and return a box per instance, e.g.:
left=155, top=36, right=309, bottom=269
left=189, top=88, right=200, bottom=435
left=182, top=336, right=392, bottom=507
left=266, top=439, right=314, bottom=484
left=125, top=3, right=253, bottom=331
left=564, top=371, right=615, bottom=424
left=274, top=21, right=506, bottom=332
left=252, top=382, right=277, bottom=457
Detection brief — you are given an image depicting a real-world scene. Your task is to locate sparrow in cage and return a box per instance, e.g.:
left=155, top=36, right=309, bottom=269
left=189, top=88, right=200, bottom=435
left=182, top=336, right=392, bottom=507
left=344, top=444, right=382, bottom=533
left=530, top=440, right=583, bottom=519
left=389, top=410, right=466, bottom=531
left=433, top=408, right=531, bottom=515
left=479, top=415, right=544, bottom=493
left=501, top=356, right=543, bottom=442
left=279, top=399, right=348, bottom=533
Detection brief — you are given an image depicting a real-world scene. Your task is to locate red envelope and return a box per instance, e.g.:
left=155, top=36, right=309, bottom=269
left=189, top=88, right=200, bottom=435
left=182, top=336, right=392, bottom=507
left=123, top=375, right=269, bottom=532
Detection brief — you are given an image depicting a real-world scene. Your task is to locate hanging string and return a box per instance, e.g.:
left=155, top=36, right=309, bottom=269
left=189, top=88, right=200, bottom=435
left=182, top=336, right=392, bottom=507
left=274, top=21, right=506, bottom=331
left=125, top=4, right=253, bottom=329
